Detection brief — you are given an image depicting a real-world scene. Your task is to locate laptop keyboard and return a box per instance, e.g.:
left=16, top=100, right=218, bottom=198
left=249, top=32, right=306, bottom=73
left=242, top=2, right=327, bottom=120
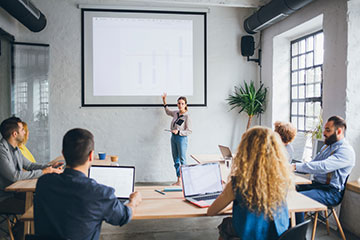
left=193, top=194, right=219, bottom=201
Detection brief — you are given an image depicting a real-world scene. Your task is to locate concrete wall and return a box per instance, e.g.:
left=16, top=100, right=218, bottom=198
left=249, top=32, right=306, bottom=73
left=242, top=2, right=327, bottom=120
left=0, top=0, right=258, bottom=182
left=0, top=31, right=12, bottom=121
left=260, top=0, right=360, bottom=236
left=340, top=0, right=360, bottom=236
left=261, top=0, right=348, bottom=127
left=345, top=0, right=360, bottom=182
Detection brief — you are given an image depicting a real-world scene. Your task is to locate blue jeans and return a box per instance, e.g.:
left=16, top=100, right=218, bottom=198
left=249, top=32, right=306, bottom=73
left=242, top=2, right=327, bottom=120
left=295, top=182, right=342, bottom=223
left=171, top=134, right=188, bottom=177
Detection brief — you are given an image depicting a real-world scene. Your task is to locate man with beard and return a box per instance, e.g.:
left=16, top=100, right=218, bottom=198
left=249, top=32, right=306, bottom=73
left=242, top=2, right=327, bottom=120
left=292, top=116, right=355, bottom=223
left=0, top=117, right=62, bottom=239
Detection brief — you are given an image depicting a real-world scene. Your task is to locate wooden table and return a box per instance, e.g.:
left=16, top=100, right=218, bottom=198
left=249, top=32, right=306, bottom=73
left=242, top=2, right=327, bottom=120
left=14, top=182, right=325, bottom=240
left=191, top=154, right=311, bottom=185
left=190, top=154, right=224, bottom=163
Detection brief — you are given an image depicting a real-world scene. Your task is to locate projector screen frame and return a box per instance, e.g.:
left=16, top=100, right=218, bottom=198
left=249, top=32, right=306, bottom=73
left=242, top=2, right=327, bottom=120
left=81, top=8, right=207, bottom=107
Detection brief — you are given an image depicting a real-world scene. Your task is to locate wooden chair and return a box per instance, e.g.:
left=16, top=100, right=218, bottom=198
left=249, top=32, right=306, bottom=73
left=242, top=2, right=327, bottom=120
left=321, top=176, right=350, bottom=240
left=278, top=219, right=311, bottom=240
left=0, top=213, right=18, bottom=240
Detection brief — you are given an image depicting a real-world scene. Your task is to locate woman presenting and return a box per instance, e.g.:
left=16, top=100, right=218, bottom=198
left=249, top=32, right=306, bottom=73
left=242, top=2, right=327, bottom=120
left=162, top=93, right=192, bottom=186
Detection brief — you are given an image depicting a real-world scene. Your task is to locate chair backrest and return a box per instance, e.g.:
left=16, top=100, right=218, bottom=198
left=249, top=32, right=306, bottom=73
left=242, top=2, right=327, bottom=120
left=277, top=219, right=311, bottom=240
left=329, top=174, right=350, bottom=207
left=25, top=234, right=69, bottom=240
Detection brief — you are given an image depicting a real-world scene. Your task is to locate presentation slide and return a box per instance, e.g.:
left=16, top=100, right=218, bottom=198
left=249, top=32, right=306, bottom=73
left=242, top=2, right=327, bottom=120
left=82, top=9, right=206, bottom=106
left=93, top=17, right=193, bottom=96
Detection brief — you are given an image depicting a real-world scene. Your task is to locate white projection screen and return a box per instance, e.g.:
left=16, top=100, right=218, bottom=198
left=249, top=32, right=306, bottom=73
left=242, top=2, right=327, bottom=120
left=81, top=9, right=207, bottom=107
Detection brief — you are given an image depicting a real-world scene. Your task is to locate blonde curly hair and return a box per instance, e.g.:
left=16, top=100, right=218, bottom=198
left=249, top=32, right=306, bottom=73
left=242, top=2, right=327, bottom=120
left=231, top=126, right=292, bottom=218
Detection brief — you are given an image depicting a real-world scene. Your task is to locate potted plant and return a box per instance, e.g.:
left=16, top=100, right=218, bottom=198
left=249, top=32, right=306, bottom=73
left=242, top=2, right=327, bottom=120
left=309, top=110, right=323, bottom=140
left=226, top=81, right=267, bottom=129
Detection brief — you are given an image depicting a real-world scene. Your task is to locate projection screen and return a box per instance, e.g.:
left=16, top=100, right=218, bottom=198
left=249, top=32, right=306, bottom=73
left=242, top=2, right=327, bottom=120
left=81, top=9, right=207, bottom=107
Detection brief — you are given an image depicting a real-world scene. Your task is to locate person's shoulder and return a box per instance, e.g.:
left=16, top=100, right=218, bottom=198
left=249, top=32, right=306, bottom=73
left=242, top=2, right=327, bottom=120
left=340, top=140, right=355, bottom=152
left=36, top=173, right=59, bottom=190
left=88, top=179, right=116, bottom=198
left=0, top=139, right=8, bottom=151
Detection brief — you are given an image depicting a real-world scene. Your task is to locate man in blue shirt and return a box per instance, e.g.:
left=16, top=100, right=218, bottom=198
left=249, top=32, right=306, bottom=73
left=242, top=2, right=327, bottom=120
left=34, top=128, right=142, bottom=240
left=293, top=116, right=355, bottom=222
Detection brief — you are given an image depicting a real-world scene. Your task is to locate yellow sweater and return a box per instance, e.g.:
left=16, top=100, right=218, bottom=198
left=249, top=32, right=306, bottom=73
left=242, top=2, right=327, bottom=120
left=19, top=144, right=36, bottom=163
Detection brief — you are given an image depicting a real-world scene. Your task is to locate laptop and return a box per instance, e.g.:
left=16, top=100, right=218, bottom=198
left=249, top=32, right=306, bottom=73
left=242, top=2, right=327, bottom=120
left=180, top=162, right=223, bottom=208
left=218, top=145, right=233, bottom=160
left=89, top=165, right=135, bottom=203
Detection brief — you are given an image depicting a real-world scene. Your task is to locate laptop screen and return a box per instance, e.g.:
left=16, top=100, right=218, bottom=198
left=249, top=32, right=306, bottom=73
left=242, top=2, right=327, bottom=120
left=218, top=145, right=232, bottom=159
left=181, top=163, right=223, bottom=197
left=89, top=166, right=135, bottom=199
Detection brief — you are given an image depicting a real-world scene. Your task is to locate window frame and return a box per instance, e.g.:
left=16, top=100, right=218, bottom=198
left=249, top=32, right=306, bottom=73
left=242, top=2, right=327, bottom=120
left=290, top=30, right=323, bottom=132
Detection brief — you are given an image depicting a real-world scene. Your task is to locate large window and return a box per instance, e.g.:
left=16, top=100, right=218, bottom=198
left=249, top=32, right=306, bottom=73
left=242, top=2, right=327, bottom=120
left=12, top=43, right=50, bottom=163
left=290, top=30, right=323, bottom=132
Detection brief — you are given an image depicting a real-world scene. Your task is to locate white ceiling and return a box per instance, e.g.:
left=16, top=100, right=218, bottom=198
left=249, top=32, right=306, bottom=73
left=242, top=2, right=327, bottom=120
left=124, top=0, right=271, bottom=8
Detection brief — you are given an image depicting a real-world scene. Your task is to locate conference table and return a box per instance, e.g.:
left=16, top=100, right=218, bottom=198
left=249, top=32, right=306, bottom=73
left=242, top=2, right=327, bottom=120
left=190, top=154, right=312, bottom=185
left=7, top=181, right=326, bottom=240
left=6, top=154, right=323, bottom=240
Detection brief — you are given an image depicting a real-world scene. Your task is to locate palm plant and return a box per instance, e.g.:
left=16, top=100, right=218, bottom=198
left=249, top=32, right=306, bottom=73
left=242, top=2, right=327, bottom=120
left=227, top=81, right=267, bottom=129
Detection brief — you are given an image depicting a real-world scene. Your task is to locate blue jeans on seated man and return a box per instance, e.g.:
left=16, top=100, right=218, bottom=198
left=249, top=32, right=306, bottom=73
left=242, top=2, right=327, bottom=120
left=295, top=182, right=342, bottom=223
left=171, top=134, right=188, bottom=177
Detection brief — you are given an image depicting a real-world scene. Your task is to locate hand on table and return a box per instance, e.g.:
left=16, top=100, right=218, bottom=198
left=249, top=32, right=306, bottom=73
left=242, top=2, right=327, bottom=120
left=52, top=161, right=65, bottom=169
left=42, top=166, right=63, bottom=175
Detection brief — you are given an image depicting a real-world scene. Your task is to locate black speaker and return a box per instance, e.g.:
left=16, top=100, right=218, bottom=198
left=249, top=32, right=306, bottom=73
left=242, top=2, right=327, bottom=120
left=241, top=36, right=255, bottom=57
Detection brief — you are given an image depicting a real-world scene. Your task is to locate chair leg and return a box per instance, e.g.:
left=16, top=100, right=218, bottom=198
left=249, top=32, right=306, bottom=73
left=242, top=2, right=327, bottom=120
left=331, top=208, right=346, bottom=240
left=324, top=210, right=330, bottom=235
left=6, top=216, right=15, bottom=240
left=311, top=212, right=318, bottom=240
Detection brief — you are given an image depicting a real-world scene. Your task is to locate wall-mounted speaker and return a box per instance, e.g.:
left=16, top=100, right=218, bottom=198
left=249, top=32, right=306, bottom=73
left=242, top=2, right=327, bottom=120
left=241, top=36, right=255, bottom=57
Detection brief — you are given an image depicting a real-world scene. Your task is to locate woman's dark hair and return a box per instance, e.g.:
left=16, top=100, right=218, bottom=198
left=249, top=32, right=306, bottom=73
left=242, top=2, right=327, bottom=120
left=177, top=96, right=188, bottom=111
left=62, top=128, right=94, bottom=167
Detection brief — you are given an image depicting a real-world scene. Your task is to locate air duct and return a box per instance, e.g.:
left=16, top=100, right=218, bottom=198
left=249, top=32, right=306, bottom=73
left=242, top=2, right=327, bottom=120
left=244, top=0, right=314, bottom=34
left=0, top=0, right=47, bottom=32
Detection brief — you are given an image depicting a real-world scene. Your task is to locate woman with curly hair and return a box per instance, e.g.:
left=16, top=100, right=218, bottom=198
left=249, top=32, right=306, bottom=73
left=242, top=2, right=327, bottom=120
left=274, top=121, right=297, bottom=163
left=207, top=126, right=293, bottom=240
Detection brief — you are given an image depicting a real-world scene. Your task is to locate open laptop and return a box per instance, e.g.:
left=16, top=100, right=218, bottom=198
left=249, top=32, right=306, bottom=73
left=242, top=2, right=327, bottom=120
left=89, top=165, right=135, bottom=203
left=180, top=162, right=223, bottom=208
left=218, top=145, right=233, bottom=160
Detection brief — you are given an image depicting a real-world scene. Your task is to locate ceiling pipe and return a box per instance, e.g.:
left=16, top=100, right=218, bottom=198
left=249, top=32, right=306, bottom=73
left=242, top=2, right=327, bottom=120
left=0, top=0, right=47, bottom=32
left=244, top=0, right=314, bottom=34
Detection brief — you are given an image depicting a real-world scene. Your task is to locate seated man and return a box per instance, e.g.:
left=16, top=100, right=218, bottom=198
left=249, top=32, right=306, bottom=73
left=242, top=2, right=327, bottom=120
left=0, top=117, right=61, bottom=214
left=34, top=128, right=142, bottom=240
left=293, top=116, right=355, bottom=222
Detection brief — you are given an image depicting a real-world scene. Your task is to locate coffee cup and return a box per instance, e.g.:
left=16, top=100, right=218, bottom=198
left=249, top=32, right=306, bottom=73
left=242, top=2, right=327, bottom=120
left=98, top=152, right=106, bottom=160
left=110, top=155, right=118, bottom=162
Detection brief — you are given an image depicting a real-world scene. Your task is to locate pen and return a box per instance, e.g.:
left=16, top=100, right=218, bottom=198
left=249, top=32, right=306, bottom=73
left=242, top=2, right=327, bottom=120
left=155, top=189, right=165, bottom=195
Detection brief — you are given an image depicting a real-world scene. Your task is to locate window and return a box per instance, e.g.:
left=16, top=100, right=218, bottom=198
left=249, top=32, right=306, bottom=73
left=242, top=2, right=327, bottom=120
left=14, top=82, right=28, bottom=115
left=290, top=31, right=323, bottom=132
left=12, top=43, right=50, bottom=163
left=39, top=80, right=49, bottom=117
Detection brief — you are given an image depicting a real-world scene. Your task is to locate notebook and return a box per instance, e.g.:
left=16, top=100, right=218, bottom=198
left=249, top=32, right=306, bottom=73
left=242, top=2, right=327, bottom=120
left=218, top=145, right=233, bottom=160
left=180, top=162, right=223, bottom=208
left=89, top=165, right=135, bottom=203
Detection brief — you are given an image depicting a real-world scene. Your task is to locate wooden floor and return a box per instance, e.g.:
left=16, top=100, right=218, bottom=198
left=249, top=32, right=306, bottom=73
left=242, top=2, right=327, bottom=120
left=100, top=216, right=360, bottom=240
